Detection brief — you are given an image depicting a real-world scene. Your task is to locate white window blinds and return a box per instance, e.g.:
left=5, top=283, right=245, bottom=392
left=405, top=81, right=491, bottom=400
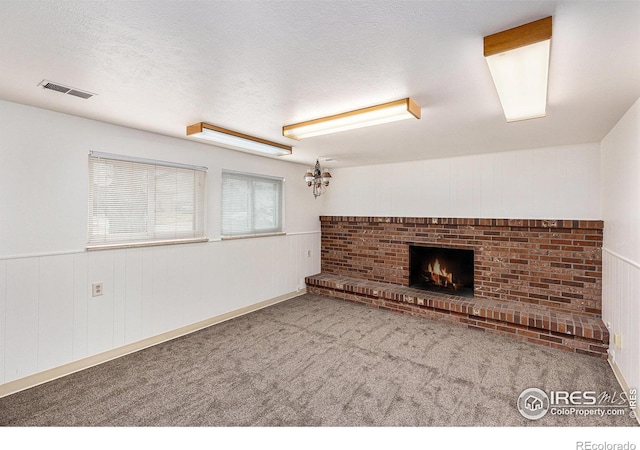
left=221, top=171, right=283, bottom=237
left=88, top=152, right=207, bottom=248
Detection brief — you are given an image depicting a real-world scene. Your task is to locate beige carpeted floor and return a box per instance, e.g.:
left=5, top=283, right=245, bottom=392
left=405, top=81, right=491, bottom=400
left=0, top=294, right=636, bottom=426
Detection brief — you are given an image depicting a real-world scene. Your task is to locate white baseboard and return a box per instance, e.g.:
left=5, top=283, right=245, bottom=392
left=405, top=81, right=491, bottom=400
left=0, top=289, right=306, bottom=399
left=608, top=357, right=640, bottom=426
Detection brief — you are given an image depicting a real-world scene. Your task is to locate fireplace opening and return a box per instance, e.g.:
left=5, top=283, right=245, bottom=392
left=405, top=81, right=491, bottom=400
left=409, top=245, right=474, bottom=297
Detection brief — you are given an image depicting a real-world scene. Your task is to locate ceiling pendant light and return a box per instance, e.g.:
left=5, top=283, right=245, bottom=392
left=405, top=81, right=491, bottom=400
left=187, top=122, right=292, bottom=156
left=304, top=159, right=332, bottom=198
left=484, top=16, right=552, bottom=122
left=283, top=98, right=421, bottom=140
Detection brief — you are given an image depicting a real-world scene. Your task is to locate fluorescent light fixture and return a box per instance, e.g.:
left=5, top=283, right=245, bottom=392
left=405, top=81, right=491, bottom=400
left=187, top=122, right=292, bottom=156
left=484, top=16, right=552, bottom=122
left=282, top=98, right=421, bottom=140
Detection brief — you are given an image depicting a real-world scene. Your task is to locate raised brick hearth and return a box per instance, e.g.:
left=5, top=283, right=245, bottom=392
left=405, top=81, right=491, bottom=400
left=306, top=216, right=608, bottom=358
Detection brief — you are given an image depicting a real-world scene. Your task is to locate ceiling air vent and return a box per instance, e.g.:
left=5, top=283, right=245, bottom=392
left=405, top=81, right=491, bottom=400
left=67, top=89, right=93, bottom=99
left=38, top=80, right=96, bottom=99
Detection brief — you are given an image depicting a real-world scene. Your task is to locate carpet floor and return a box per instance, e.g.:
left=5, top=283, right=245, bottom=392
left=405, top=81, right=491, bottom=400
left=0, top=293, right=636, bottom=426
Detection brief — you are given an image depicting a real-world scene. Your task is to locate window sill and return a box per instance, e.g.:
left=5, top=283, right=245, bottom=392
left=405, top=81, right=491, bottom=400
left=86, top=237, right=209, bottom=251
left=221, top=232, right=286, bottom=241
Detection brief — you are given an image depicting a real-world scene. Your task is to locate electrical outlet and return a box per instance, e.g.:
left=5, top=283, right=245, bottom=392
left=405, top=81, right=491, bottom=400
left=614, top=333, right=622, bottom=349
left=92, top=282, right=103, bottom=297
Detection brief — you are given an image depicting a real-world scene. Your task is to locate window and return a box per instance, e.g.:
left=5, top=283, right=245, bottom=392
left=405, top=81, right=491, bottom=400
left=221, top=170, right=283, bottom=237
left=88, top=152, right=207, bottom=248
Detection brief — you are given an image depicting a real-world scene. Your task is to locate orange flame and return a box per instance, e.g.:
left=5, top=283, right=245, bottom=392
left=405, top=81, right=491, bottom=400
left=427, top=258, right=453, bottom=287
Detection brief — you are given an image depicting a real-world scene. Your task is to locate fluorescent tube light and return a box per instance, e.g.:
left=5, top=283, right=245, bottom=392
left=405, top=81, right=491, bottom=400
left=187, top=122, right=292, bottom=156
left=484, top=17, right=552, bottom=122
left=282, top=98, right=421, bottom=140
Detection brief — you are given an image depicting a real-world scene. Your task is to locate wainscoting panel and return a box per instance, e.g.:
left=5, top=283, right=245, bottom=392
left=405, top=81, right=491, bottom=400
left=150, top=246, right=169, bottom=337
left=141, top=247, right=155, bottom=339
left=602, top=249, right=640, bottom=393
left=113, top=250, right=127, bottom=349
left=166, top=245, right=188, bottom=331
left=177, top=244, right=204, bottom=329
left=37, top=254, right=74, bottom=373
left=0, top=232, right=320, bottom=387
left=121, top=248, right=143, bottom=345
left=72, top=252, right=89, bottom=361
left=202, top=242, right=229, bottom=319
left=5, top=258, right=39, bottom=382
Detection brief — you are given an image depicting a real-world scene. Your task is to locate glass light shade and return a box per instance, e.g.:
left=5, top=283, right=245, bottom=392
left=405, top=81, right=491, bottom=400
left=321, top=170, right=332, bottom=186
left=485, top=40, right=550, bottom=122
left=304, top=170, right=314, bottom=182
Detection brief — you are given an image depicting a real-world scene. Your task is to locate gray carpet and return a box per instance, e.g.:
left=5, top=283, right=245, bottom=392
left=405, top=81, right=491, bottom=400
left=0, top=294, right=636, bottom=426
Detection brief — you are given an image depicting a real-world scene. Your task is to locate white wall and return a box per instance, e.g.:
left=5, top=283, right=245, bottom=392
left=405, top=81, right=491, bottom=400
left=601, top=96, right=640, bottom=395
left=323, top=143, right=601, bottom=219
left=0, top=100, right=322, bottom=386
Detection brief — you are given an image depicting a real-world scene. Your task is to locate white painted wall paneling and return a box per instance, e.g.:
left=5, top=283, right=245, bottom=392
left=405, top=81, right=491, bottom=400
left=601, top=96, right=640, bottom=397
left=38, top=255, right=74, bottom=372
left=1, top=233, right=320, bottom=386
left=602, top=98, right=640, bottom=264
left=602, top=251, right=640, bottom=394
left=72, top=253, right=88, bottom=361
left=323, top=143, right=602, bottom=220
left=123, top=248, right=144, bottom=345
left=5, top=258, right=39, bottom=382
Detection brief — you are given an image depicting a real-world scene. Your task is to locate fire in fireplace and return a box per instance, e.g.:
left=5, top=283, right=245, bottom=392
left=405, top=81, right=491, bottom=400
left=409, top=245, right=474, bottom=297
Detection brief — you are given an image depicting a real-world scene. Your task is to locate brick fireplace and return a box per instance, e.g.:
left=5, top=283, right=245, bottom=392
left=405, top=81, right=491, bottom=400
left=409, top=245, right=475, bottom=297
left=306, top=216, right=608, bottom=357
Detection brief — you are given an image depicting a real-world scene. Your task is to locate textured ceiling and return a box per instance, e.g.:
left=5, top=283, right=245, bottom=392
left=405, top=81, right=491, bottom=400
left=0, top=1, right=639, bottom=168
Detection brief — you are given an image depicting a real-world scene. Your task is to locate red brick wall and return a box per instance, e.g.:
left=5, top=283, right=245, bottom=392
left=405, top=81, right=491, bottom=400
left=320, top=217, right=603, bottom=316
